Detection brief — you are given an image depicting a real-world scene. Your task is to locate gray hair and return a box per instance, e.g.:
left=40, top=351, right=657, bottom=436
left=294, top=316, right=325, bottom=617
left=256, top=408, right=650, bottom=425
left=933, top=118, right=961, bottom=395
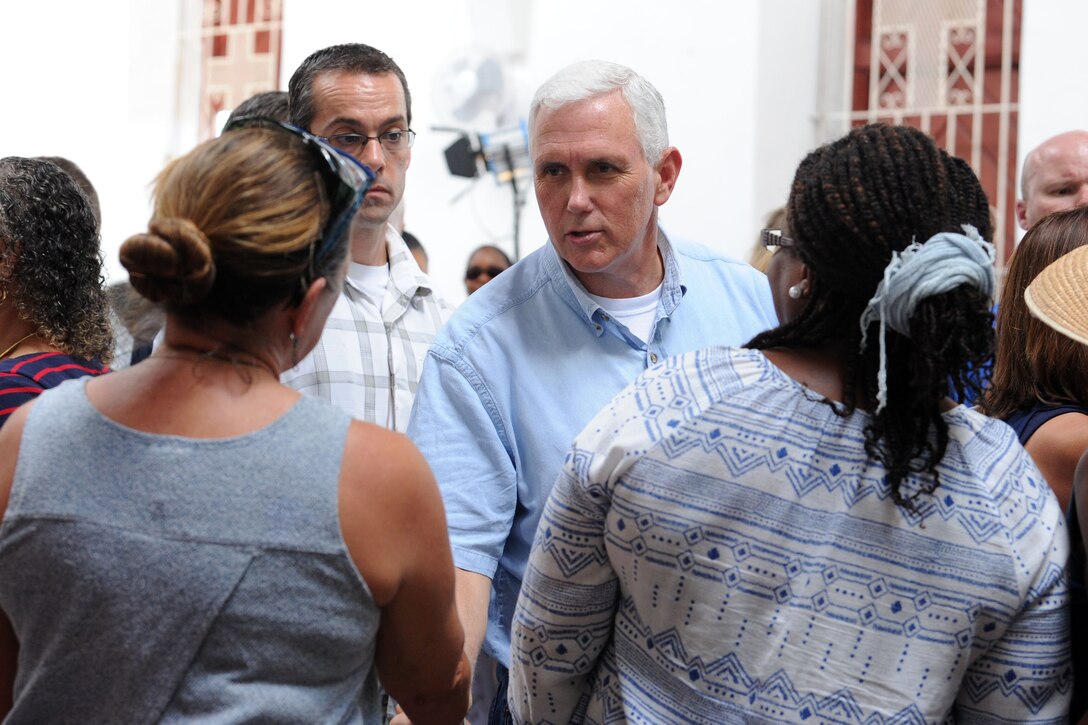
left=528, top=60, right=668, bottom=163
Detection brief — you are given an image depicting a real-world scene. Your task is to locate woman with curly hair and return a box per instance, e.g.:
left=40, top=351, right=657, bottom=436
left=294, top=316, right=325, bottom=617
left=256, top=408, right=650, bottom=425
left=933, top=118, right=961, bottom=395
left=978, top=205, right=1088, bottom=512
left=0, top=157, right=112, bottom=427
left=510, top=124, right=1070, bottom=722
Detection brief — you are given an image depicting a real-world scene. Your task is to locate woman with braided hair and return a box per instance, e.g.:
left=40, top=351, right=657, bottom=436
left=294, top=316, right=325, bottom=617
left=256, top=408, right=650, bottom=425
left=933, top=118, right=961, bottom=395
left=509, top=123, right=1070, bottom=723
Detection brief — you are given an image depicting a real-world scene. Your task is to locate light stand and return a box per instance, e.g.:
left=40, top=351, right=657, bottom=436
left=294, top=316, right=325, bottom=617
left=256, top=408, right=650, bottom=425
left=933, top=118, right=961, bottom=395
left=438, top=121, right=530, bottom=261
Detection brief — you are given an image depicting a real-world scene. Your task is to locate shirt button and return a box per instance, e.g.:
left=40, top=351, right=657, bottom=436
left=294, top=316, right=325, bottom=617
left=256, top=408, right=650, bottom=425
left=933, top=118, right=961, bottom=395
left=649, top=353, right=658, bottom=364
left=595, top=324, right=602, bottom=332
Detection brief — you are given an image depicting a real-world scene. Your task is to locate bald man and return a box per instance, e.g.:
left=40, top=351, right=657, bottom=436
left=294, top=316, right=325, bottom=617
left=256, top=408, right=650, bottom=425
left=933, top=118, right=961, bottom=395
left=1016, top=130, right=1088, bottom=230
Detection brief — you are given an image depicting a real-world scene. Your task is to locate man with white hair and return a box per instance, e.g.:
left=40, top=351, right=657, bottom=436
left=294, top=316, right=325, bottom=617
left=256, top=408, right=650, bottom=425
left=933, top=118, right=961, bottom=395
left=1016, top=129, right=1088, bottom=230
left=406, top=59, right=776, bottom=722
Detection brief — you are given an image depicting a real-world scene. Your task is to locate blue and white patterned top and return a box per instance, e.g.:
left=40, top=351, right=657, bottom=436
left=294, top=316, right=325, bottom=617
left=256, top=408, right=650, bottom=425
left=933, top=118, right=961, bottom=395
left=510, top=347, right=1071, bottom=724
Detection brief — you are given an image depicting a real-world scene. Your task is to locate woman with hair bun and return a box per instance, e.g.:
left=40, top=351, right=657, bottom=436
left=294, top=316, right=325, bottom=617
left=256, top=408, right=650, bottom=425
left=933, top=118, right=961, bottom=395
left=510, top=124, right=1070, bottom=722
left=0, top=121, right=470, bottom=724
left=0, top=157, right=113, bottom=428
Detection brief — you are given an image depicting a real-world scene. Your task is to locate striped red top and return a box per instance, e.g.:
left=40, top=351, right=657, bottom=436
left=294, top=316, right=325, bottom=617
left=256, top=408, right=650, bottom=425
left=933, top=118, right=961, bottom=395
left=0, top=352, right=108, bottom=427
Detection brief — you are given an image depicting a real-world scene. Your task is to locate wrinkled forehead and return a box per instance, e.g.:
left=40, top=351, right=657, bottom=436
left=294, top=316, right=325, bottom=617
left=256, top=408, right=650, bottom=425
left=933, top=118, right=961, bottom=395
left=530, top=91, right=637, bottom=149
left=1028, top=138, right=1088, bottom=186
left=312, top=70, right=408, bottom=119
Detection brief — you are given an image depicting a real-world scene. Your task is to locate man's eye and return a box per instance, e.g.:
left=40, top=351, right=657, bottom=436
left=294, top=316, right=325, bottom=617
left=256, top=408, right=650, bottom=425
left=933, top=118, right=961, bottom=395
left=333, top=134, right=363, bottom=146
left=539, top=166, right=563, bottom=177
left=594, top=163, right=615, bottom=173
left=382, top=131, right=403, bottom=143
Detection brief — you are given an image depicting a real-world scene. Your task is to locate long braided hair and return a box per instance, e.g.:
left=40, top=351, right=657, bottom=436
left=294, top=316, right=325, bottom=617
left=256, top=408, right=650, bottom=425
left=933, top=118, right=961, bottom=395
left=748, top=124, right=995, bottom=510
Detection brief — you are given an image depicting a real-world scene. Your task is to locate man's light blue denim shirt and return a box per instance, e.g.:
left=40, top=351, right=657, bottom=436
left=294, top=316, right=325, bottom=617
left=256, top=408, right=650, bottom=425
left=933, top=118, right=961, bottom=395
left=406, top=231, right=777, bottom=667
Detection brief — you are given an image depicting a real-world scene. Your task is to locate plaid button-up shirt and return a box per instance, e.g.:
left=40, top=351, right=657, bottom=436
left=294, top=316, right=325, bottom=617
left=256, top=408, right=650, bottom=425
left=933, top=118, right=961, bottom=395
left=282, top=226, right=453, bottom=431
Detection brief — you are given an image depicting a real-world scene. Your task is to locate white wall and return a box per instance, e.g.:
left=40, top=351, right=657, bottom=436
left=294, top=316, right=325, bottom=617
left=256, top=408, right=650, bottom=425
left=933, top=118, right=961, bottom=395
left=0, top=1, right=194, bottom=283
left=1017, top=0, right=1088, bottom=201
left=754, top=0, right=823, bottom=240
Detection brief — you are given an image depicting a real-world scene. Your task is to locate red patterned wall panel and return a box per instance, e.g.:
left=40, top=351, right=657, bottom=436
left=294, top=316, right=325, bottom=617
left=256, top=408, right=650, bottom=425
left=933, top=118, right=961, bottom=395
left=852, top=0, right=1022, bottom=267
left=199, top=0, right=283, bottom=141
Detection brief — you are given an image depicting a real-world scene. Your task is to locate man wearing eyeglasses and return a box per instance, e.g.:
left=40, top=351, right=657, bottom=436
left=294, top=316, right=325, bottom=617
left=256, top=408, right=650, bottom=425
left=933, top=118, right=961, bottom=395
left=406, top=60, right=777, bottom=723
left=281, top=44, right=453, bottom=432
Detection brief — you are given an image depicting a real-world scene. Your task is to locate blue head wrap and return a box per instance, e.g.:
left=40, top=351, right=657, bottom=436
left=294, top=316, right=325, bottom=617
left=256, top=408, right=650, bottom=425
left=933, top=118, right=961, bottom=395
left=858, top=224, right=996, bottom=412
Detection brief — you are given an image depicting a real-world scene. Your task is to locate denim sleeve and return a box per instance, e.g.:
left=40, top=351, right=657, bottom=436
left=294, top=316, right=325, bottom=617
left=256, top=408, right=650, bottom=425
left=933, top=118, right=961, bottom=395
left=406, top=344, right=517, bottom=577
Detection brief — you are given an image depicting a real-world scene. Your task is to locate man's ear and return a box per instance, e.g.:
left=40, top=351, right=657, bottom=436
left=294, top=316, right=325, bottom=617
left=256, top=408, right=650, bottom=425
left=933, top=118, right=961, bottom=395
left=1015, top=198, right=1029, bottom=231
left=653, top=147, right=682, bottom=206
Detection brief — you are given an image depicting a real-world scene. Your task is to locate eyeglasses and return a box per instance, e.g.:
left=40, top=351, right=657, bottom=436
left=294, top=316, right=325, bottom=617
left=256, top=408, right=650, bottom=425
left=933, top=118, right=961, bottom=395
left=466, top=265, right=507, bottom=281
left=223, top=115, right=375, bottom=277
left=761, top=228, right=795, bottom=253
left=323, top=129, right=416, bottom=156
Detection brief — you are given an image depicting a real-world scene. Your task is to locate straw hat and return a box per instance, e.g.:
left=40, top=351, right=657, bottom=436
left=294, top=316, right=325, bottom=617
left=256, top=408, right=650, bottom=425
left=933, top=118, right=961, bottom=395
left=1024, top=243, right=1088, bottom=346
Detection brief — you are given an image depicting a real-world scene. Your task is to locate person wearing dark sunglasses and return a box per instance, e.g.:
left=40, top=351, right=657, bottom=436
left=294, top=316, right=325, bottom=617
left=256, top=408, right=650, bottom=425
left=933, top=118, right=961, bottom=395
left=464, top=245, right=513, bottom=296
left=0, top=124, right=470, bottom=724
left=283, top=43, right=454, bottom=433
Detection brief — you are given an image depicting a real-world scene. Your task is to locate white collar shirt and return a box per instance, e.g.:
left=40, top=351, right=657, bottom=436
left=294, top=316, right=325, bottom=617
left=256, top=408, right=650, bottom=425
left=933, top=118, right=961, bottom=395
left=281, top=225, right=454, bottom=431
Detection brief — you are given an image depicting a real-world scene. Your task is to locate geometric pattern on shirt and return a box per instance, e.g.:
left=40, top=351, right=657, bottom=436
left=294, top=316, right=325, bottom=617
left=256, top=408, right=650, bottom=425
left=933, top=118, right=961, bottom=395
left=525, top=460, right=1071, bottom=720
left=512, top=347, right=1071, bottom=724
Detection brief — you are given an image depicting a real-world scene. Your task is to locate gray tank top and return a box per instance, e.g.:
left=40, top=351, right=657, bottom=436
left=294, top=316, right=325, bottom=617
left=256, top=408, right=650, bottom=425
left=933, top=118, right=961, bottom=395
left=0, top=378, right=382, bottom=723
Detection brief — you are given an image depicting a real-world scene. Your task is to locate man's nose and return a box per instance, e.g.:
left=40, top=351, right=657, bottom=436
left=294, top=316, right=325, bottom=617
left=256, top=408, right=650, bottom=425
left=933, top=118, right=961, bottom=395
left=567, top=176, right=592, bottom=212
left=359, top=138, right=385, bottom=170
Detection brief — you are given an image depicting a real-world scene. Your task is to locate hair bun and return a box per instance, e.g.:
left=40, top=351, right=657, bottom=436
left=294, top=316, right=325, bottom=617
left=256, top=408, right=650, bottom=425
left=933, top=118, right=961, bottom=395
left=120, top=217, right=216, bottom=304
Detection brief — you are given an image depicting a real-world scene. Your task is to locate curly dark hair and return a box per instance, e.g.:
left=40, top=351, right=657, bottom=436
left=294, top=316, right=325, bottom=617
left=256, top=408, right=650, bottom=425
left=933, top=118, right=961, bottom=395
left=0, top=157, right=113, bottom=363
left=747, top=124, right=994, bottom=510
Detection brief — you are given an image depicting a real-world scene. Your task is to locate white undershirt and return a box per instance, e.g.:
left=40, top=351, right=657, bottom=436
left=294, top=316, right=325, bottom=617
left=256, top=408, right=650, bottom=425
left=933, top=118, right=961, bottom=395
left=348, top=261, right=390, bottom=304
left=586, top=283, right=664, bottom=344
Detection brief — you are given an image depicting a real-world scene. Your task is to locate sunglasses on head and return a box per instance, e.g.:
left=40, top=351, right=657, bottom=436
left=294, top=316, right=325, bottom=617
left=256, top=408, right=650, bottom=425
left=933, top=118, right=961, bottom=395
left=222, top=115, right=375, bottom=275
left=760, top=227, right=795, bottom=253
left=466, top=265, right=506, bottom=281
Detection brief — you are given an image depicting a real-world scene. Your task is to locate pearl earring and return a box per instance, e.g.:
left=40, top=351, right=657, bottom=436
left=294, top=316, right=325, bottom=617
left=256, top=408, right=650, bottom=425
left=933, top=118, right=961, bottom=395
left=788, top=283, right=805, bottom=299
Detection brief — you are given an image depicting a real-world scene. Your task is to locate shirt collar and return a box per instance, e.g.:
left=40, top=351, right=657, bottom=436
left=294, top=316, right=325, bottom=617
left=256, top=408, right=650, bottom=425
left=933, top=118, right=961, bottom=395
left=386, top=226, right=433, bottom=298
left=543, top=226, right=687, bottom=329
left=343, top=225, right=432, bottom=299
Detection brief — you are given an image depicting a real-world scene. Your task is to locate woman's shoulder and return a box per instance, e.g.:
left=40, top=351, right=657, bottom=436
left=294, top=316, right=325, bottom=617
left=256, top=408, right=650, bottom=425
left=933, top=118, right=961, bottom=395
left=645, top=346, right=767, bottom=387
left=1028, top=407, right=1088, bottom=445
left=945, top=406, right=1064, bottom=524
left=0, top=351, right=106, bottom=385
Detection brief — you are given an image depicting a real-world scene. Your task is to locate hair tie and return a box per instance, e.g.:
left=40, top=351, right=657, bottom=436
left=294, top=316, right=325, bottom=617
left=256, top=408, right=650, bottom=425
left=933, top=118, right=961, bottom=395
left=859, top=224, right=996, bottom=413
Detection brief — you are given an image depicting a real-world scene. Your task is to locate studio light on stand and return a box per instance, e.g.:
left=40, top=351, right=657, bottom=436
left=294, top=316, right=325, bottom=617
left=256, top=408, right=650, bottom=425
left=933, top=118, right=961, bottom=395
left=432, top=48, right=528, bottom=261
left=438, top=123, right=529, bottom=261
